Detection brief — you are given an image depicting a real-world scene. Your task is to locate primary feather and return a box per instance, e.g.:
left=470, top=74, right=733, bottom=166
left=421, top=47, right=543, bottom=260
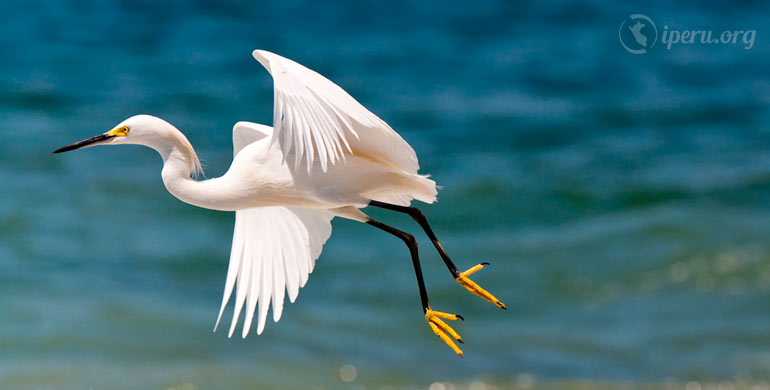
left=214, top=205, right=333, bottom=337
left=253, top=49, right=420, bottom=174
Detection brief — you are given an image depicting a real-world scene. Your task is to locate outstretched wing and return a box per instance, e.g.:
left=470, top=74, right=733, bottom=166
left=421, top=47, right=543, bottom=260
left=252, top=49, right=420, bottom=174
left=213, top=122, right=334, bottom=337
left=214, top=206, right=334, bottom=337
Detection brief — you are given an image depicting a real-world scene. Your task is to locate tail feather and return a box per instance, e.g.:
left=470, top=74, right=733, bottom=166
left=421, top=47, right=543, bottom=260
left=368, top=173, right=437, bottom=206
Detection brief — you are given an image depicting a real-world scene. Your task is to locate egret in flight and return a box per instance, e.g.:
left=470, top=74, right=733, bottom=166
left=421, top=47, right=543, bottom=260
left=53, top=50, right=504, bottom=357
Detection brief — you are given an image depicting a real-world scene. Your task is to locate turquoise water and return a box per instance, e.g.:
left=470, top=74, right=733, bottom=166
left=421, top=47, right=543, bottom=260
left=2, top=1, right=770, bottom=389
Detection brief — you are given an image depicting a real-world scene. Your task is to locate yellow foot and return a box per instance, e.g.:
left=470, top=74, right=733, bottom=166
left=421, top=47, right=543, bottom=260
left=425, top=308, right=464, bottom=358
left=456, top=262, right=506, bottom=310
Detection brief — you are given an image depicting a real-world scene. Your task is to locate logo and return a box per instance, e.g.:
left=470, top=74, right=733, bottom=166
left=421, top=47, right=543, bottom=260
left=619, top=14, right=658, bottom=54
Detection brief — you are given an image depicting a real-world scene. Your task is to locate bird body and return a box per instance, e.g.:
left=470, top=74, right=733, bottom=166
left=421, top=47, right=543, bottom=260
left=54, top=50, right=503, bottom=356
left=151, top=117, right=436, bottom=215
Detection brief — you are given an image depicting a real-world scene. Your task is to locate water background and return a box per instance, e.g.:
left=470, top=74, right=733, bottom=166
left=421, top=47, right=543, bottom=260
left=1, top=1, right=770, bottom=389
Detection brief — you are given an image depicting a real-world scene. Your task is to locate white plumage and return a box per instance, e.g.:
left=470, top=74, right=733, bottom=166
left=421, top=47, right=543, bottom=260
left=54, top=50, right=437, bottom=337
left=217, top=205, right=333, bottom=337
left=214, top=120, right=336, bottom=336
left=252, top=50, right=420, bottom=174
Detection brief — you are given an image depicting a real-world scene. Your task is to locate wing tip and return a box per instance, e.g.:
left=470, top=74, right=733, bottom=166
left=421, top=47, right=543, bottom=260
left=252, top=49, right=272, bottom=69
left=252, top=49, right=267, bottom=58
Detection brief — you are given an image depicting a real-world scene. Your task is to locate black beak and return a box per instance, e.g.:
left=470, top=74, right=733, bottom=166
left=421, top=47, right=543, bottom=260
left=53, top=134, right=116, bottom=154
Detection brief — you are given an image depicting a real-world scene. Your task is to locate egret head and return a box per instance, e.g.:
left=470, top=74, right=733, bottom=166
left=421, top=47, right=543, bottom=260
left=54, top=114, right=202, bottom=176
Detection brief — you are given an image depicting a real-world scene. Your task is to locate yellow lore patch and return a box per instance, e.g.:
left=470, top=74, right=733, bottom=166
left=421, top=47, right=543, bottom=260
left=107, top=126, right=129, bottom=137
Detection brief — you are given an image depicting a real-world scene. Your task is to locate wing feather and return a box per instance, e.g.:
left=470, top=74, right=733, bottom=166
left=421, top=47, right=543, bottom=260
left=257, top=225, right=273, bottom=335
left=214, top=213, right=245, bottom=331
left=281, top=216, right=301, bottom=302
left=241, top=218, right=263, bottom=338
left=232, top=121, right=271, bottom=156
left=228, top=229, right=252, bottom=337
left=215, top=206, right=334, bottom=337
left=272, top=259, right=286, bottom=322
left=252, top=49, right=420, bottom=174
left=292, top=211, right=311, bottom=287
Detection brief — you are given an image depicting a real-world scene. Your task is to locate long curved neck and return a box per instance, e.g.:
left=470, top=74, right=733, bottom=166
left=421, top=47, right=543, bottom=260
left=159, top=143, right=197, bottom=187
left=159, top=147, right=233, bottom=211
left=153, top=132, right=235, bottom=212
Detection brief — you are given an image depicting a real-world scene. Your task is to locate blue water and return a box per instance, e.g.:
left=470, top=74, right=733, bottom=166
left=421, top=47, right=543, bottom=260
left=2, top=1, right=770, bottom=389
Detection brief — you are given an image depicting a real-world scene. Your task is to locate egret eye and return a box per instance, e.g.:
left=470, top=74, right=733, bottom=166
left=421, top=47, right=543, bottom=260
left=105, top=126, right=130, bottom=137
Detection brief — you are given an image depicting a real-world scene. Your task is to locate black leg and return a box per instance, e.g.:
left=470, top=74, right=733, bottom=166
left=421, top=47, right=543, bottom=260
left=368, top=200, right=460, bottom=278
left=366, top=217, right=430, bottom=313
left=367, top=215, right=467, bottom=357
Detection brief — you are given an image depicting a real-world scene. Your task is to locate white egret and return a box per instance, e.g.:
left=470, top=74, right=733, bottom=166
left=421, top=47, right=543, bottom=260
left=53, top=50, right=504, bottom=357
